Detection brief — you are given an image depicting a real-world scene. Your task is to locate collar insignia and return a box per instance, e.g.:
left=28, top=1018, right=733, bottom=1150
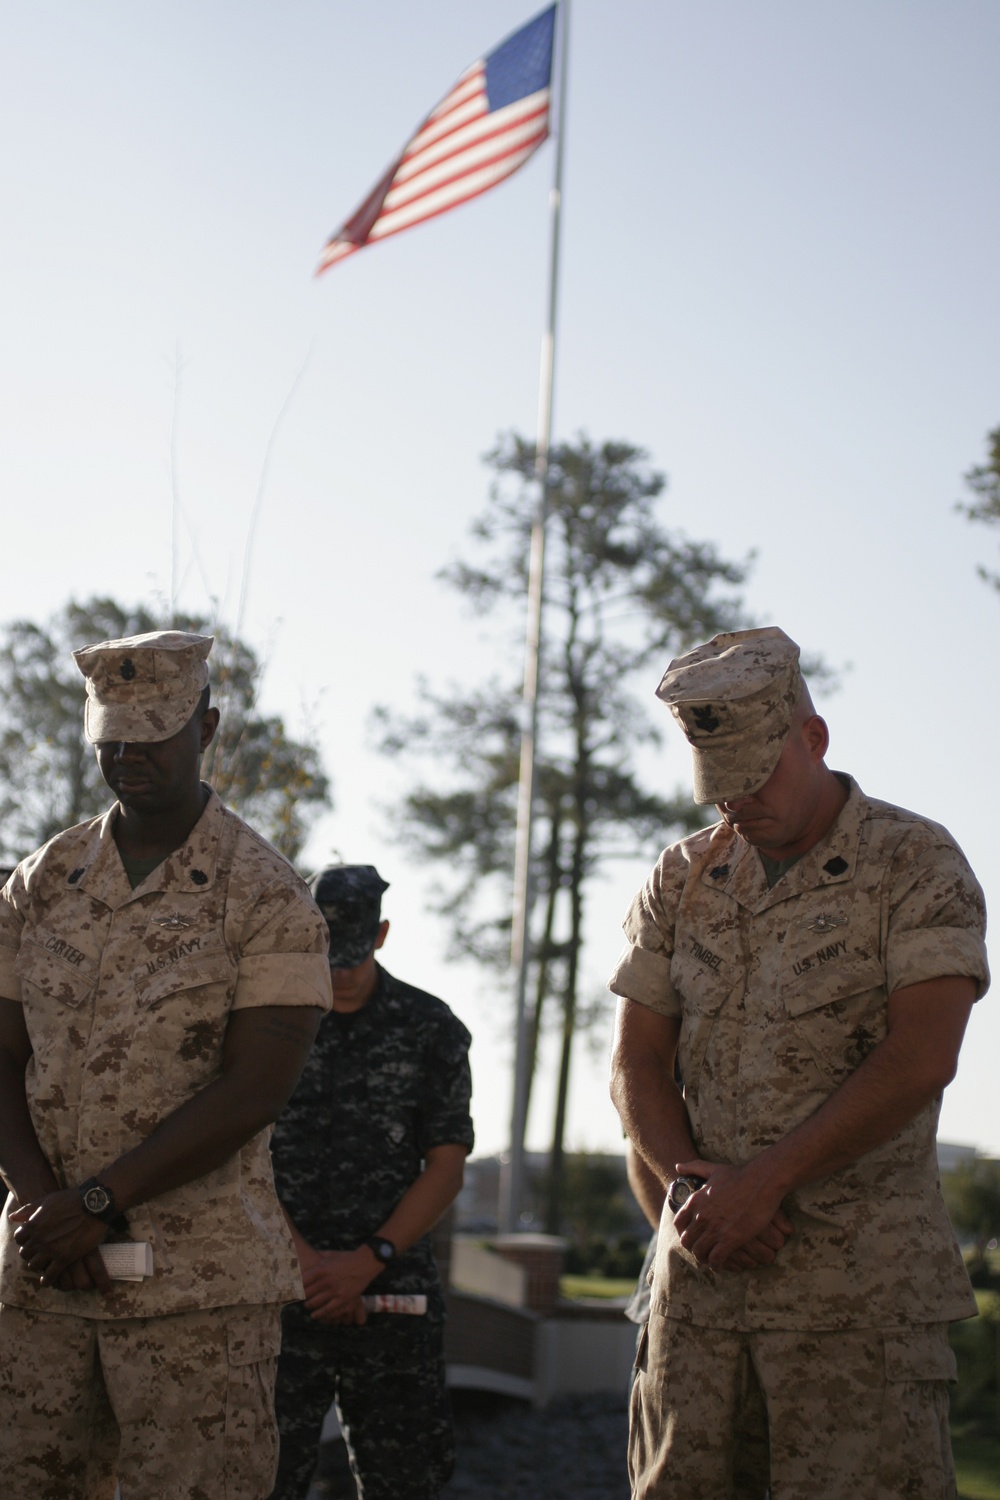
left=823, top=856, right=849, bottom=877
left=156, top=915, right=193, bottom=930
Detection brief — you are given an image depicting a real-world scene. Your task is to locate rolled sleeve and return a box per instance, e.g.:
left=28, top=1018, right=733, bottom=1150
left=608, top=941, right=682, bottom=1016
left=0, top=954, right=21, bottom=1003
left=233, top=877, right=333, bottom=1012
left=418, top=1014, right=474, bottom=1155
left=0, top=870, right=26, bottom=1002
left=887, top=928, right=990, bottom=1000
left=885, top=832, right=990, bottom=1000
left=233, top=952, right=333, bottom=1011
left=607, top=847, right=691, bottom=1016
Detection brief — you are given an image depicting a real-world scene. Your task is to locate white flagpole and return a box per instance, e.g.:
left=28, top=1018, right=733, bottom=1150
left=500, top=0, right=570, bottom=1235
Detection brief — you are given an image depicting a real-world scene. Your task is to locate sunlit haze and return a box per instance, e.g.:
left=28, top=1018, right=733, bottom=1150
left=3, top=1, right=999, bottom=1158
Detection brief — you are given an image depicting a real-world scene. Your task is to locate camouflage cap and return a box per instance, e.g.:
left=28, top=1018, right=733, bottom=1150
left=73, top=630, right=213, bottom=745
left=308, top=864, right=390, bottom=969
left=656, top=626, right=801, bottom=805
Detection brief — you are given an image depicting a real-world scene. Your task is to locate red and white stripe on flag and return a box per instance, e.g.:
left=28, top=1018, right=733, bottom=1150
left=317, top=6, right=556, bottom=274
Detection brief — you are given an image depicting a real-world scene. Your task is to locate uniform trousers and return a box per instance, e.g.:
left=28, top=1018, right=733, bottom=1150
left=0, top=1300, right=282, bottom=1500
left=270, top=1301, right=454, bottom=1500
left=630, top=1313, right=958, bottom=1500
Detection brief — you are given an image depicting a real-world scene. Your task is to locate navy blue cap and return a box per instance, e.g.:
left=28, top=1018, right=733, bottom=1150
left=308, top=864, right=390, bottom=969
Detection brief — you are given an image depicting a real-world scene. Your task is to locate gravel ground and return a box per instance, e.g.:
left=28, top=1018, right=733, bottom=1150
left=310, top=1390, right=631, bottom=1500
left=446, top=1390, right=631, bottom=1499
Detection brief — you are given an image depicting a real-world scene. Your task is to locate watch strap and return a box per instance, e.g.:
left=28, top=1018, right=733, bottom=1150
left=80, top=1176, right=128, bottom=1232
left=361, top=1234, right=396, bottom=1265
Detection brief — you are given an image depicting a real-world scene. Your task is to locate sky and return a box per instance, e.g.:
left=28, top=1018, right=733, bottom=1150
left=3, top=1, right=1000, bottom=1162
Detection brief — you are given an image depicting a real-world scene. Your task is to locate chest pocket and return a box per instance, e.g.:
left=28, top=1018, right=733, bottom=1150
left=133, top=947, right=235, bottom=1009
left=367, top=1059, right=422, bottom=1146
left=780, top=956, right=887, bottom=1080
left=670, top=945, right=739, bottom=1094
left=14, top=935, right=98, bottom=1009
left=132, top=948, right=237, bottom=1075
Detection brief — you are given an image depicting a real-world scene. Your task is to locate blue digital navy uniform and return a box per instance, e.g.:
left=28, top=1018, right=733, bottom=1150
left=269, top=963, right=473, bottom=1499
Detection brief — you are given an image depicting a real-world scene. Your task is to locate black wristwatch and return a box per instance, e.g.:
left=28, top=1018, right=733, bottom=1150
left=362, top=1235, right=396, bottom=1266
left=79, top=1177, right=128, bottom=1232
left=667, top=1174, right=707, bottom=1215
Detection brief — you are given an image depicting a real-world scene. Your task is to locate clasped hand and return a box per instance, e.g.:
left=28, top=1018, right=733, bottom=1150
left=672, top=1158, right=794, bottom=1272
left=298, top=1245, right=377, bottom=1326
left=9, top=1190, right=112, bottom=1293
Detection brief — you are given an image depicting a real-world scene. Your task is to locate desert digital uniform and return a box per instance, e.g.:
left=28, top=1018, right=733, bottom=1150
left=269, top=964, right=474, bottom=1500
left=609, top=776, right=989, bottom=1500
left=0, top=788, right=332, bottom=1500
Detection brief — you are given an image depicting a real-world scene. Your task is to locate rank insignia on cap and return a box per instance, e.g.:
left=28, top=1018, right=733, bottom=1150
left=692, top=705, right=720, bottom=734
left=655, top=627, right=801, bottom=805
left=823, top=857, right=849, bottom=877
left=73, top=630, right=213, bottom=746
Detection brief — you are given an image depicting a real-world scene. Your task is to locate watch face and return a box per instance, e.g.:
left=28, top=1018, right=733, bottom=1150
left=83, top=1184, right=112, bottom=1216
left=668, top=1174, right=708, bottom=1214
left=669, top=1179, right=692, bottom=1211
left=376, top=1241, right=393, bottom=1261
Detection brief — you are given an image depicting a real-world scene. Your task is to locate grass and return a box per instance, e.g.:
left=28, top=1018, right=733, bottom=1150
left=560, top=1274, right=636, bottom=1300
left=948, top=1288, right=999, bottom=1499
left=953, top=1424, right=1000, bottom=1499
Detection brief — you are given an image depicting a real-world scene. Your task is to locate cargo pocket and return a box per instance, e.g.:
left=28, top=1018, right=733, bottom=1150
left=224, top=1307, right=283, bottom=1500
left=883, top=1327, right=958, bottom=1384
left=628, top=1322, right=650, bottom=1492
left=633, top=1320, right=649, bottom=1377
left=877, top=1326, right=956, bottom=1497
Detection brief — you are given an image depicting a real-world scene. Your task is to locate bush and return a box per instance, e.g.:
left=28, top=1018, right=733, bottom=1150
left=563, top=1233, right=647, bottom=1281
left=950, top=1291, right=999, bottom=1430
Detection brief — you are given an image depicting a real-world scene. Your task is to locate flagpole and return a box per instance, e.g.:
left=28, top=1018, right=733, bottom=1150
left=500, top=0, right=570, bottom=1235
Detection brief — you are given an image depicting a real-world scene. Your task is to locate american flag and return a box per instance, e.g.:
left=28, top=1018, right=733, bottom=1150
left=317, top=6, right=557, bottom=274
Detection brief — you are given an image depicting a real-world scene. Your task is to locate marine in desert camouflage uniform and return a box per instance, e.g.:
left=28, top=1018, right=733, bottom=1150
left=609, top=627, right=989, bottom=1500
left=269, top=864, right=473, bottom=1500
left=0, top=631, right=332, bottom=1500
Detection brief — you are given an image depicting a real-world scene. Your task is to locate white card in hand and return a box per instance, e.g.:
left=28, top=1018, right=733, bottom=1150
left=98, top=1242, right=154, bottom=1281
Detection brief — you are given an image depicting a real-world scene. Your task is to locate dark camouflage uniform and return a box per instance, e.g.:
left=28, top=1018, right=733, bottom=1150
left=269, top=964, right=474, bottom=1500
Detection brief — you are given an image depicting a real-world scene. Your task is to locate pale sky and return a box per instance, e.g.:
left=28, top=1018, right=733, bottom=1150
left=3, top=1, right=999, bottom=1159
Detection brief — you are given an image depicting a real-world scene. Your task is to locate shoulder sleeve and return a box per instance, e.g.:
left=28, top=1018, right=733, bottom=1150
left=0, top=866, right=28, bottom=1002
left=607, top=845, right=692, bottom=1017
left=418, top=1007, right=474, bottom=1156
left=883, top=825, right=989, bottom=999
left=232, top=867, right=333, bottom=1013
